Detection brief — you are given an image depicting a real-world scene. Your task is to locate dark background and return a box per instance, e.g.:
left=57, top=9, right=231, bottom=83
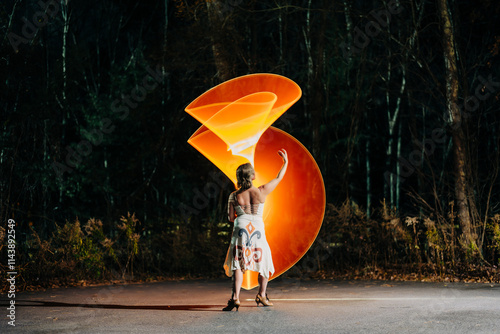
left=1, top=0, right=500, bottom=287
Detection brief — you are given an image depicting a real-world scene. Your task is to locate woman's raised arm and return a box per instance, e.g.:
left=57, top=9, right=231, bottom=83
left=259, top=149, right=288, bottom=197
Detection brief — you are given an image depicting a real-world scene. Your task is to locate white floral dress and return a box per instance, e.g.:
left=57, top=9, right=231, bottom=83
left=223, top=192, right=275, bottom=279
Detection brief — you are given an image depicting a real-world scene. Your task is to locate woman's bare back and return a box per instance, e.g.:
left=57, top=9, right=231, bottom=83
left=235, top=187, right=265, bottom=215
left=235, top=186, right=265, bottom=205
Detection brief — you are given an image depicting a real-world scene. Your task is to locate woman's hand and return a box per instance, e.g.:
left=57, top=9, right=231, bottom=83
left=278, top=149, right=288, bottom=164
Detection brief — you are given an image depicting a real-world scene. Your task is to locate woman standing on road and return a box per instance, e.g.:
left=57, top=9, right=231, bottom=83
left=222, top=149, right=288, bottom=311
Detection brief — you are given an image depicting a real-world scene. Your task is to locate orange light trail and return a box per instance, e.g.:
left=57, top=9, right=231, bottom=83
left=186, top=73, right=326, bottom=290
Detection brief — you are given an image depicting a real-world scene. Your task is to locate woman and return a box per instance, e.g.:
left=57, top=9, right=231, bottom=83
left=222, top=149, right=288, bottom=311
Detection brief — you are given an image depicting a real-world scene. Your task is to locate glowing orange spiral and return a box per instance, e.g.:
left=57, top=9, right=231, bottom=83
left=186, top=73, right=326, bottom=290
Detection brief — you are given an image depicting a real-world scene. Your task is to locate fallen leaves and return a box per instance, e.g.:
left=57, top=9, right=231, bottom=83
left=312, top=263, right=500, bottom=284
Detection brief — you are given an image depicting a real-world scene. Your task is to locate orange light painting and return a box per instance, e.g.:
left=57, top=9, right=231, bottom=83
left=185, top=73, right=326, bottom=290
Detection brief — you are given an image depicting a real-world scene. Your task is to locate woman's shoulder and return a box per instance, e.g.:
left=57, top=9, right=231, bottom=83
left=250, top=187, right=265, bottom=203
left=228, top=191, right=237, bottom=203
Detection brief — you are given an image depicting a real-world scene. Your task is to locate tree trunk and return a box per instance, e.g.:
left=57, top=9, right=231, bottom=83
left=303, top=0, right=327, bottom=159
left=61, top=1, right=69, bottom=108
left=365, top=108, right=371, bottom=218
left=438, top=0, right=476, bottom=254
left=384, top=8, right=406, bottom=209
left=206, top=0, right=235, bottom=82
left=302, top=0, right=313, bottom=125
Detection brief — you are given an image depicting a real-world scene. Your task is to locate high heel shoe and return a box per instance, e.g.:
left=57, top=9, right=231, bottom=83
left=255, top=293, right=273, bottom=307
left=222, top=298, right=240, bottom=311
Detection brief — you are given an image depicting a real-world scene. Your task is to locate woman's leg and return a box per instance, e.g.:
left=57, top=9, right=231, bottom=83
left=233, top=269, right=243, bottom=300
left=258, top=274, right=268, bottom=297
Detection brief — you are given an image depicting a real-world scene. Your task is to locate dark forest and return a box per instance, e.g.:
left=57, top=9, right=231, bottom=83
left=2, top=0, right=500, bottom=289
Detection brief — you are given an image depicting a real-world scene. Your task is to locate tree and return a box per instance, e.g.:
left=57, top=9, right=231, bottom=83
left=206, top=0, right=238, bottom=82
left=438, top=0, right=477, bottom=256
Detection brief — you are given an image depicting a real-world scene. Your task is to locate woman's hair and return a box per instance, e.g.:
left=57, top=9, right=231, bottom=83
left=236, top=163, right=254, bottom=190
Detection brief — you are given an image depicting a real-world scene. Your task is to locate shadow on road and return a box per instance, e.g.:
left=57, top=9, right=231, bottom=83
left=0, top=300, right=225, bottom=312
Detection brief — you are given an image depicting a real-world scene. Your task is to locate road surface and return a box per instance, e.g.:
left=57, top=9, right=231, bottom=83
left=1, top=277, right=500, bottom=333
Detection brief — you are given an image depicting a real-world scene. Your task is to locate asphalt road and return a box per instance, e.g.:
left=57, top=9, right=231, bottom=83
left=1, top=278, right=500, bottom=333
